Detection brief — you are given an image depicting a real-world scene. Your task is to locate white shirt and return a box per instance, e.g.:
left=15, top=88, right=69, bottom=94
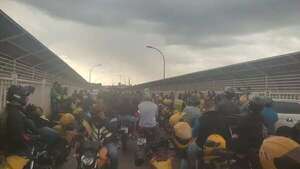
left=138, top=101, right=158, bottom=128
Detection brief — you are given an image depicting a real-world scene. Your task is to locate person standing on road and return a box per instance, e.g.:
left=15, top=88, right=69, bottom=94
left=261, top=97, right=278, bottom=135
left=138, top=93, right=159, bottom=142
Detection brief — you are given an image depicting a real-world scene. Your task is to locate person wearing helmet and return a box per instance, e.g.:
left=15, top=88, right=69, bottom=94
left=50, top=82, right=63, bottom=121
left=195, top=99, right=229, bottom=149
left=216, top=87, right=241, bottom=126
left=262, top=97, right=278, bottom=135
left=239, top=94, right=249, bottom=114
left=235, top=96, right=265, bottom=152
left=234, top=96, right=265, bottom=168
left=90, top=98, right=119, bottom=169
left=259, top=136, right=300, bottom=169
left=182, top=96, right=203, bottom=138
left=203, top=134, right=227, bottom=167
left=53, top=113, right=77, bottom=143
left=5, top=85, right=35, bottom=154
left=171, top=122, right=193, bottom=169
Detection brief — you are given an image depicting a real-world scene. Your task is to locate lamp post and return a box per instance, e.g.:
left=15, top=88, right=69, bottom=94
left=89, top=64, right=101, bottom=83
left=146, top=45, right=166, bottom=79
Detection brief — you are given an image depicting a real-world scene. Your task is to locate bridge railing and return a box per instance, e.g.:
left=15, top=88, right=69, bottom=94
left=0, top=55, right=86, bottom=115
left=147, top=73, right=300, bottom=102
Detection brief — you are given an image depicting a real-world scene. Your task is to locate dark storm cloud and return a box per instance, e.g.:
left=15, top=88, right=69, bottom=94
left=13, top=0, right=300, bottom=47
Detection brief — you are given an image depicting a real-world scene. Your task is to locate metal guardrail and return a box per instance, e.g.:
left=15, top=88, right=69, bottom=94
left=149, top=73, right=300, bottom=98
left=0, top=54, right=87, bottom=113
left=0, top=55, right=80, bottom=86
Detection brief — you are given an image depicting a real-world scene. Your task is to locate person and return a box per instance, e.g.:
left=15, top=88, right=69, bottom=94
left=202, top=134, right=227, bottom=167
left=235, top=96, right=265, bottom=153
left=216, top=87, right=241, bottom=126
left=276, top=122, right=300, bottom=144
left=259, top=136, right=300, bottom=169
left=261, top=97, right=278, bottom=135
left=24, top=104, right=53, bottom=128
left=234, top=96, right=265, bottom=169
left=149, top=129, right=175, bottom=169
left=89, top=99, right=118, bottom=169
left=182, top=95, right=203, bottom=137
left=5, top=85, right=35, bottom=154
left=82, top=93, right=93, bottom=114
left=50, top=82, right=62, bottom=121
left=195, top=99, right=229, bottom=149
left=171, top=122, right=193, bottom=169
left=168, top=105, right=210, bottom=169
left=292, top=121, right=300, bottom=143
left=137, top=94, right=159, bottom=142
left=53, top=113, right=77, bottom=143
left=239, top=94, right=249, bottom=114
left=174, top=94, right=185, bottom=113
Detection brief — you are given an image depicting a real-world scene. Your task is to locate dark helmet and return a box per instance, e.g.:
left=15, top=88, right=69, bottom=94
left=6, top=85, right=35, bottom=105
left=248, top=96, right=265, bottom=113
left=264, top=97, right=273, bottom=107
left=224, top=87, right=235, bottom=99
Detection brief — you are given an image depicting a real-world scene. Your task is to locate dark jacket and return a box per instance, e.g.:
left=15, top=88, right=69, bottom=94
left=195, top=111, right=230, bottom=148
left=234, top=111, right=264, bottom=154
left=6, top=104, right=30, bottom=152
left=216, top=98, right=241, bottom=126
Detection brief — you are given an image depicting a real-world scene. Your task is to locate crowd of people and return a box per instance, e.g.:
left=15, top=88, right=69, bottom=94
left=135, top=87, right=300, bottom=169
left=0, top=82, right=299, bottom=169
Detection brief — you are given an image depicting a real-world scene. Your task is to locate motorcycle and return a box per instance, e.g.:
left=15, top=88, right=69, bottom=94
left=134, top=131, right=148, bottom=166
left=77, top=140, right=101, bottom=169
left=149, top=139, right=175, bottom=169
left=202, top=145, right=236, bottom=169
left=76, top=119, right=113, bottom=169
left=2, top=136, right=54, bottom=169
left=135, top=132, right=175, bottom=169
left=118, top=116, right=132, bottom=151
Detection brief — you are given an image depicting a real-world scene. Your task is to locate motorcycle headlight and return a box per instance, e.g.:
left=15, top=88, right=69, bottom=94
left=81, top=155, right=94, bottom=166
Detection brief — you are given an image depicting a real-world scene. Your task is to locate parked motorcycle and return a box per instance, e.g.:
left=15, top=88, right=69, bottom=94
left=77, top=140, right=100, bottom=169
left=2, top=136, right=54, bottom=169
left=76, top=119, right=113, bottom=169
left=135, top=131, right=175, bottom=169
left=134, top=134, right=147, bottom=166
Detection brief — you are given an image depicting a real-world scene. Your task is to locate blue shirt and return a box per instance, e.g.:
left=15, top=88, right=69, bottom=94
left=261, top=107, right=278, bottom=134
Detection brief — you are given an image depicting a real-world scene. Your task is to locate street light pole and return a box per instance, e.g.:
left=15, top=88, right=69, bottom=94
left=146, top=45, right=166, bottom=80
left=89, top=64, right=102, bottom=83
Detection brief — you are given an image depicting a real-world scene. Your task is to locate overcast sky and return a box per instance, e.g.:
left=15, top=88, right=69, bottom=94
left=1, top=0, right=300, bottom=85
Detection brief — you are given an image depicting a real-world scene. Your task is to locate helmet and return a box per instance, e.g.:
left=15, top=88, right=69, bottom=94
left=173, top=122, right=192, bottom=140
left=6, top=85, right=35, bottom=105
left=224, top=87, right=235, bottom=98
left=205, top=134, right=226, bottom=149
left=6, top=155, right=29, bottom=169
left=169, top=112, right=184, bottom=127
left=248, top=96, right=265, bottom=113
left=259, top=136, right=299, bottom=169
left=203, top=134, right=227, bottom=161
left=59, top=113, right=75, bottom=127
left=173, top=122, right=192, bottom=149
